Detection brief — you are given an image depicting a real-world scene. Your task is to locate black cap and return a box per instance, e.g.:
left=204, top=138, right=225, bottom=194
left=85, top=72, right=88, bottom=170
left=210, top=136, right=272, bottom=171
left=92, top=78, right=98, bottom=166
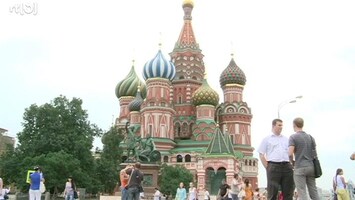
left=34, top=166, right=39, bottom=170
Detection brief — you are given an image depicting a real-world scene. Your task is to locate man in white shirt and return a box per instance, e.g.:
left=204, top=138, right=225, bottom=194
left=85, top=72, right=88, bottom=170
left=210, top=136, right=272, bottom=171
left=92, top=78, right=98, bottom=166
left=258, top=119, right=294, bottom=200
left=229, top=174, right=241, bottom=200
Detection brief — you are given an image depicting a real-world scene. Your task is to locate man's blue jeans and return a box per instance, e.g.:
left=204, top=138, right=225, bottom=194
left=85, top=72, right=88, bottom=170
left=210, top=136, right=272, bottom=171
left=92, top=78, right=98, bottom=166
left=127, top=186, right=140, bottom=200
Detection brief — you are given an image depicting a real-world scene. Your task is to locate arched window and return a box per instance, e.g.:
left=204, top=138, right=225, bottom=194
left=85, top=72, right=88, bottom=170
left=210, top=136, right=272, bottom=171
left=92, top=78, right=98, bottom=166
left=182, top=123, right=188, bottom=135
left=177, top=155, right=183, bottom=162
left=178, top=96, right=183, bottom=104
left=164, top=156, right=169, bottom=163
left=185, top=154, right=191, bottom=162
left=253, top=160, right=256, bottom=166
left=245, top=160, right=248, bottom=166
left=175, top=122, right=181, bottom=136
left=149, top=125, right=153, bottom=135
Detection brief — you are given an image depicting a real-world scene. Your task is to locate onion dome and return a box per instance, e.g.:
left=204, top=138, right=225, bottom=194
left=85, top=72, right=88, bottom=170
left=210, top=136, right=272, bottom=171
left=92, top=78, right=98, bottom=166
left=143, top=50, right=176, bottom=81
left=219, top=57, right=246, bottom=87
left=115, top=64, right=147, bottom=99
left=128, top=86, right=143, bottom=112
left=192, top=76, right=219, bottom=106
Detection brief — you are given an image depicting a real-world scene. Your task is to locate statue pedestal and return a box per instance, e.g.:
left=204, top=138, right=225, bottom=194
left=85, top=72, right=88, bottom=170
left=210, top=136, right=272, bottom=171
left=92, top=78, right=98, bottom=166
left=120, top=163, right=160, bottom=196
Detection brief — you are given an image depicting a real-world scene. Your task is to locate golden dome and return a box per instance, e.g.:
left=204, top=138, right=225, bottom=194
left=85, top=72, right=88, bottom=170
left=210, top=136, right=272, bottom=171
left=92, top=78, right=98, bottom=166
left=183, top=0, right=194, bottom=7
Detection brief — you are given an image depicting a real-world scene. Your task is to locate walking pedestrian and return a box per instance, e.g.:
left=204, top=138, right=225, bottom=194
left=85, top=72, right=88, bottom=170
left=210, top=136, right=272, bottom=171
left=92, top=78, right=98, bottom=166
left=63, top=176, right=76, bottom=200
left=333, top=168, right=350, bottom=200
left=175, top=182, right=187, bottom=200
left=188, top=182, right=197, bottom=200
left=230, top=174, right=242, bottom=200
left=218, top=179, right=230, bottom=200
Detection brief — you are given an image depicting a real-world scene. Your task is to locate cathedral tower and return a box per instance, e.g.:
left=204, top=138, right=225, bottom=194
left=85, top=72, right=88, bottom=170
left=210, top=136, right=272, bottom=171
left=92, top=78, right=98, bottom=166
left=170, top=0, right=205, bottom=139
left=140, top=48, right=176, bottom=150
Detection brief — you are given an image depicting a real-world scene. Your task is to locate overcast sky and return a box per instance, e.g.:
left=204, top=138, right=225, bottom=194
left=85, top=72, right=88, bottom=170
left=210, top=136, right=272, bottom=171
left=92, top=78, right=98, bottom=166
left=1, top=0, right=355, bottom=191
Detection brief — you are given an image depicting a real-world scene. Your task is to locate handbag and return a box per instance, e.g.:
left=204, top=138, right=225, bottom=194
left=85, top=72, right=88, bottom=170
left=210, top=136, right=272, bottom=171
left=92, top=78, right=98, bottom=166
left=309, top=134, right=322, bottom=178
left=313, top=158, right=322, bottom=178
left=74, top=190, right=78, bottom=199
left=40, top=181, right=46, bottom=193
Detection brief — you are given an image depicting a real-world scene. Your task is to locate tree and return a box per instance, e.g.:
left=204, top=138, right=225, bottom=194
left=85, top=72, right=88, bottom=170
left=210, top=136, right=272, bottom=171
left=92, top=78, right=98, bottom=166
left=95, top=126, right=125, bottom=194
left=158, top=164, right=194, bottom=198
left=0, top=95, right=102, bottom=193
left=100, top=126, right=124, bottom=163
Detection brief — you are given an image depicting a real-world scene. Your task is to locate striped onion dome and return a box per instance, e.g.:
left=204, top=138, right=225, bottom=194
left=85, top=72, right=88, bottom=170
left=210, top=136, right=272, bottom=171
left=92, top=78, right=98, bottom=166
left=143, top=50, right=176, bottom=81
left=128, top=87, right=144, bottom=112
left=192, top=77, right=219, bottom=106
left=219, top=57, right=246, bottom=87
left=115, top=65, right=147, bottom=99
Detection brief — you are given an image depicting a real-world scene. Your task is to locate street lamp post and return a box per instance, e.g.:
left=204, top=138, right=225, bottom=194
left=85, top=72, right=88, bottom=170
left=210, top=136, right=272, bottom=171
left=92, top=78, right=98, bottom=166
left=277, top=95, right=302, bottom=118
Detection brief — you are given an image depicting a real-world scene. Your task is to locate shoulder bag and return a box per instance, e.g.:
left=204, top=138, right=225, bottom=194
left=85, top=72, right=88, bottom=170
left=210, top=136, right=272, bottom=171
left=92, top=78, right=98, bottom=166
left=309, top=134, right=322, bottom=178
left=40, top=181, right=46, bottom=193
left=73, top=190, right=78, bottom=199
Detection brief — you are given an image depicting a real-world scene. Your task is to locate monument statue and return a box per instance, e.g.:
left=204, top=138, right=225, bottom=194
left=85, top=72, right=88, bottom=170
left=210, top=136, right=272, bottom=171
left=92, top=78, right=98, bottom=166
left=125, top=122, right=161, bottom=162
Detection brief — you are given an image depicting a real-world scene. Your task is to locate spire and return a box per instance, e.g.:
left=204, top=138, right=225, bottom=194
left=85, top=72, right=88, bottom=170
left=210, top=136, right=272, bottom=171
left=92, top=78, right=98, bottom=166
left=159, top=32, right=162, bottom=50
left=230, top=41, right=235, bottom=59
left=205, top=126, right=235, bottom=155
left=175, top=0, right=198, bottom=49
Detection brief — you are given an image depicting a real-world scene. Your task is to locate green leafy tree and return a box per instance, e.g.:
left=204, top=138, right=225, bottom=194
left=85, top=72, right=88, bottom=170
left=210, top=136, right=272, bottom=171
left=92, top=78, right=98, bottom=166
left=158, top=164, right=194, bottom=198
left=95, top=126, right=125, bottom=194
left=100, top=126, right=124, bottom=163
left=0, top=95, right=102, bottom=194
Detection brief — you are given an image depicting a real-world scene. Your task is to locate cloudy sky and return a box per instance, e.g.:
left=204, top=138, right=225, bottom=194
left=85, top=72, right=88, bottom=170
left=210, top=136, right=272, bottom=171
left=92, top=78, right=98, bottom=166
left=1, top=0, right=355, bottom=191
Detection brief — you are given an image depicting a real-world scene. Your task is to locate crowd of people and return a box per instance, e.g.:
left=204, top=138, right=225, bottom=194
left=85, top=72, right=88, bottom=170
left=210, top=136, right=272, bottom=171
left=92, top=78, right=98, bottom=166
left=215, top=176, right=267, bottom=200
left=1, top=117, right=355, bottom=200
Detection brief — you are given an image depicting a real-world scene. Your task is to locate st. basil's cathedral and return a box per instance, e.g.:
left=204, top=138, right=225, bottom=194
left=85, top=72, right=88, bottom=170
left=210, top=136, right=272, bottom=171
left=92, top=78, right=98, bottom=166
left=114, top=0, right=258, bottom=194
